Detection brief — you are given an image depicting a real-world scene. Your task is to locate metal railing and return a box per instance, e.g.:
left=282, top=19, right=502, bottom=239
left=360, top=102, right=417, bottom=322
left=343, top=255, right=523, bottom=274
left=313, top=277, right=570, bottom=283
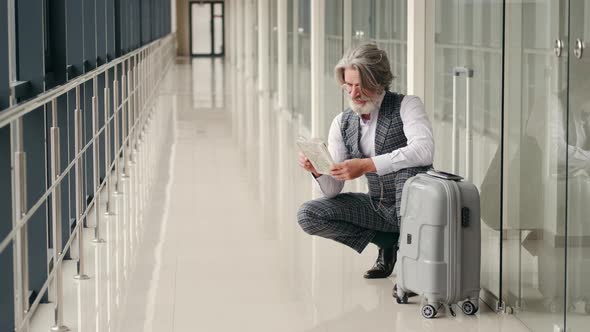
left=0, top=33, right=176, bottom=332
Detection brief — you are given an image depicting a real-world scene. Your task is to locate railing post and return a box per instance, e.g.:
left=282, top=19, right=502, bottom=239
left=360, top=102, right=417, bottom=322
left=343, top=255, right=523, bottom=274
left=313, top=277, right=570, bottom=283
left=120, top=63, right=129, bottom=179
left=73, top=86, right=89, bottom=281
left=91, top=76, right=105, bottom=244
left=127, top=59, right=134, bottom=164
left=113, top=65, right=121, bottom=194
left=104, top=69, right=113, bottom=215
left=49, top=99, right=69, bottom=332
left=11, top=116, right=29, bottom=332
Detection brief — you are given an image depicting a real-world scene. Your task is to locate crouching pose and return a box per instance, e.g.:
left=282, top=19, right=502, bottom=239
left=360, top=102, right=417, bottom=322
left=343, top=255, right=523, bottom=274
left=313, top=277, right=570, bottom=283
left=297, top=43, right=434, bottom=281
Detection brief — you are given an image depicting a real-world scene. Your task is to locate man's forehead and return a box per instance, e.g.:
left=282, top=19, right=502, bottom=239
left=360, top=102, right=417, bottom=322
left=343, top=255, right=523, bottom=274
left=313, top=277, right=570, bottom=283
left=344, top=68, right=361, bottom=83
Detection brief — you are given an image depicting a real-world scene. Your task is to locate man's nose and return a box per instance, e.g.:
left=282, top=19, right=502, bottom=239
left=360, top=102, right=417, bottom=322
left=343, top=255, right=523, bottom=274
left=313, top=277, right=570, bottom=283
left=350, top=86, right=361, bottom=98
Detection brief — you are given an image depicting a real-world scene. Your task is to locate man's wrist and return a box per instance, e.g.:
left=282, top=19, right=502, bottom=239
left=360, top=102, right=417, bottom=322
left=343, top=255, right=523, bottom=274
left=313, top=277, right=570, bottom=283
left=363, top=158, right=377, bottom=174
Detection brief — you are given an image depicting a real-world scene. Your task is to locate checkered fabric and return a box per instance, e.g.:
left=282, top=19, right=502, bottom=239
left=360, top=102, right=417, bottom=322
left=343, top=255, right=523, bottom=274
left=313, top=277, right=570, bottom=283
left=297, top=193, right=399, bottom=253
left=297, top=91, right=431, bottom=253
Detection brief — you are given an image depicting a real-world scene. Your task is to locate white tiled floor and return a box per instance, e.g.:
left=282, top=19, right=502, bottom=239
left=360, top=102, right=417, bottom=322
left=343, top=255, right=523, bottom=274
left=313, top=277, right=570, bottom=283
left=30, top=58, right=531, bottom=332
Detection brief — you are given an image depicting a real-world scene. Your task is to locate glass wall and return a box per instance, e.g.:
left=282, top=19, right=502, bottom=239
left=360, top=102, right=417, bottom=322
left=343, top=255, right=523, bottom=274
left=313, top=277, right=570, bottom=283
left=270, top=0, right=278, bottom=94
left=502, top=1, right=569, bottom=331
left=374, top=0, right=407, bottom=94
left=350, top=0, right=407, bottom=93
left=433, top=0, right=504, bottom=307
left=294, top=0, right=312, bottom=130
left=323, top=0, right=344, bottom=138
left=231, top=1, right=590, bottom=330
left=351, top=0, right=375, bottom=45
left=566, top=2, right=590, bottom=331
left=287, top=0, right=295, bottom=110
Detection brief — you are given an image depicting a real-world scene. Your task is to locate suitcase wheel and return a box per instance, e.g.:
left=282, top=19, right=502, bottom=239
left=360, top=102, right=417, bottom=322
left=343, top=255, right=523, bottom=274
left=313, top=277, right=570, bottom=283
left=546, top=299, right=562, bottom=313
left=392, top=284, right=410, bottom=304
left=421, top=304, right=437, bottom=319
left=461, top=301, right=478, bottom=315
left=396, top=294, right=408, bottom=304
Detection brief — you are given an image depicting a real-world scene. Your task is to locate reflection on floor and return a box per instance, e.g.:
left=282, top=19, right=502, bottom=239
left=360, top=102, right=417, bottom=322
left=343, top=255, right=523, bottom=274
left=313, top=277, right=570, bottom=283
left=29, top=58, right=530, bottom=332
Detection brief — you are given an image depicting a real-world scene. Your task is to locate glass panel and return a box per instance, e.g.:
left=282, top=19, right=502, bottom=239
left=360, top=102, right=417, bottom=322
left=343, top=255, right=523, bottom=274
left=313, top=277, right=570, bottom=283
left=295, top=0, right=312, bottom=131
left=287, top=0, right=294, bottom=110
left=434, top=0, right=503, bottom=308
left=251, top=0, right=258, bottom=81
left=214, top=57, right=224, bottom=108
left=192, top=58, right=213, bottom=108
left=270, top=0, right=278, bottom=94
left=349, top=0, right=407, bottom=94
left=351, top=0, right=375, bottom=45
left=214, top=2, right=223, bottom=16
left=191, top=3, right=212, bottom=55
left=323, top=0, right=344, bottom=139
left=374, top=0, right=407, bottom=94
left=566, top=1, right=590, bottom=330
left=213, top=4, right=224, bottom=55
left=503, top=1, right=569, bottom=330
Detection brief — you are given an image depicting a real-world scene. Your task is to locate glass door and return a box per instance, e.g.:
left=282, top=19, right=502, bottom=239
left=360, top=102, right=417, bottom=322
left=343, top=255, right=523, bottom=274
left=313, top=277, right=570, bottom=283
left=433, top=0, right=504, bottom=310
left=190, top=2, right=224, bottom=56
left=566, top=1, right=590, bottom=330
left=502, top=1, right=570, bottom=330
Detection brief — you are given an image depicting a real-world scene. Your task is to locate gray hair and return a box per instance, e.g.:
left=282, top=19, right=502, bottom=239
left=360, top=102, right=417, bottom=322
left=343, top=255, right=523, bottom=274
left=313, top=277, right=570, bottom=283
left=334, top=43, right=394, bottom=92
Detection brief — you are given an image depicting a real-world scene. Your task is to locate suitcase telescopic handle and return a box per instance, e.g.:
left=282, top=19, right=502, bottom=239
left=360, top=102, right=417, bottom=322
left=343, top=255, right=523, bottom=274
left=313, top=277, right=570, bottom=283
left=427, top=169, right=463, bottom=181
left=452, top=67, right=474, bottom=181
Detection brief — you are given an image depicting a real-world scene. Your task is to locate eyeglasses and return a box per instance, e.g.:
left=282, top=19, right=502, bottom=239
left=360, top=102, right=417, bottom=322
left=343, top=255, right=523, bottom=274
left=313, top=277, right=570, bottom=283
left=341, top=84, right=376, bottom=98
left=341, top=83, right=364, bottom=95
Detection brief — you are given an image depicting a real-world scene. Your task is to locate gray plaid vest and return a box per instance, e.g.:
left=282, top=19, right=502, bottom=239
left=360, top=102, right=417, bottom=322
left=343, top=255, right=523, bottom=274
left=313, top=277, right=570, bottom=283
left=340, top=91, right=431, bottom=224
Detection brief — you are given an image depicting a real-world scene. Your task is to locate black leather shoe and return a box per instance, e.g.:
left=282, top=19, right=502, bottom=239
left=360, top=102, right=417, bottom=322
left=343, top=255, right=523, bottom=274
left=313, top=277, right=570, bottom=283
left=364, top=246, right=396, bottom=279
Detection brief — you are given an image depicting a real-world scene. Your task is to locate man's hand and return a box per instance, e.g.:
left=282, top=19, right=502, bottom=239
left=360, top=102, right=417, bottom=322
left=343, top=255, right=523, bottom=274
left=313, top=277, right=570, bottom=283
left=330, top=158, right=376, bottom=181
left=298, top=152, right=320, bottom=177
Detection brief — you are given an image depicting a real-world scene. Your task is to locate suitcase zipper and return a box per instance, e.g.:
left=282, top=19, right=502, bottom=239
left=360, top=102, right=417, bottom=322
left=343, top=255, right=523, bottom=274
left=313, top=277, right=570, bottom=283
left=445, top=179, right=462, bottom=305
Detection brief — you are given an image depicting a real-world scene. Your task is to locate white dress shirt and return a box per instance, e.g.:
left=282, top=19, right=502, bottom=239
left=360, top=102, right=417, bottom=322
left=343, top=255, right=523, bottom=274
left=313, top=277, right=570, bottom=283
left=316, top=93, right=435, bottom=198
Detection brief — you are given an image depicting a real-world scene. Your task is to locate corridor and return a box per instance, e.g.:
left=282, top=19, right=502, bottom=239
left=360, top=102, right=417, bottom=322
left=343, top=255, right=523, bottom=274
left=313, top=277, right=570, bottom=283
left=25, top=58, right=530, bottom=332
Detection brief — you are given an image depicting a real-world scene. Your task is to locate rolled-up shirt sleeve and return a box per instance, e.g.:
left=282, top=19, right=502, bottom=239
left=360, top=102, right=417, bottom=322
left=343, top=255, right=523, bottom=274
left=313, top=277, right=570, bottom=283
left=371, top=95, right=434, bottom=176
left=314, top=114, right=346, bottom=198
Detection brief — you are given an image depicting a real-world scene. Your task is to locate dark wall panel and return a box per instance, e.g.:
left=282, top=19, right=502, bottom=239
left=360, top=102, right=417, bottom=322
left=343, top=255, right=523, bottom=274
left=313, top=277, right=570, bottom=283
left=0, top=2, right=171, bottom=326
left=47, top=0, right=67, bottom=87
left=16, top=0, right=45, bottom=97
left=0, top=0, right=9, bottom=110
left=107, top=0, right=116, bottom=60
left=66, top=0, right=85, bottom=239
left=83, top=0, right=97, bottom=206
left=96, top=0, right=107, bottom=182
left=0, top=4, right=13, bottom=318
left=134, top=0, right=140, bottom=49
left=106, top=0, right=116, bottom=166
left=16, top=0, right=49, bottom=300
left=0, top=128, right=15, bottom=332
left=83, top=0, right=97, bottom=71
left=45, top=0, right=70, bottom=255
left=141, top=0, right=152, bottom=44
left=96, top=0, right=107, bottom=66
left=66, top=0, right=85, bottom=79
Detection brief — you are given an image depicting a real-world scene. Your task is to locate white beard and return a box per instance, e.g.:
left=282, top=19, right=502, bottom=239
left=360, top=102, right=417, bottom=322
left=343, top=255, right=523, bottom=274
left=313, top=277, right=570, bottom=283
left=349, top=98, right=378, bottom=116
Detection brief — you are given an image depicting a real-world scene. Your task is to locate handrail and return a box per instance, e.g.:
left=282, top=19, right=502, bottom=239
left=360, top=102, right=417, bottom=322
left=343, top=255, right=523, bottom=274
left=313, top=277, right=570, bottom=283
left=0, top=34, right=174, bottom=129
left=0, top=32, right=177, bottom=332
left=15, top=47, right=176, bottom=332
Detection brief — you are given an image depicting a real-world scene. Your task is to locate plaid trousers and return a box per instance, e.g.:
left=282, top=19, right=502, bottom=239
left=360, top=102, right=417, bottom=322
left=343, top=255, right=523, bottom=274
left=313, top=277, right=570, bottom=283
left=297, top=192, right=399, bottom=253
left=300, top=91, right=431, bottom=253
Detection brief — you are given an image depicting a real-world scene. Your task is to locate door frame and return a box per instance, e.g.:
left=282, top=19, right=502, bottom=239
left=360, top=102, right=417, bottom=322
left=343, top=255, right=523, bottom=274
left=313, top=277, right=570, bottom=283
left=189, top=1, right=225, bottom=57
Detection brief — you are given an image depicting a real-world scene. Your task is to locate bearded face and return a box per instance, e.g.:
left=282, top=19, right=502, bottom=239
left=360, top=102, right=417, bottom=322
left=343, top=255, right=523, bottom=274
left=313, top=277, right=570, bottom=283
left=342, top=68, right=380, bottom=116
left=348, top=93, right=379, bottom=115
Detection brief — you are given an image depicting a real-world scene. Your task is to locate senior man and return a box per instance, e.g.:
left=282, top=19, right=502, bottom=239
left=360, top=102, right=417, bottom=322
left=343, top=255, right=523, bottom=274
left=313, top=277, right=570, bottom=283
left=297, top=43, right=434, bottom=280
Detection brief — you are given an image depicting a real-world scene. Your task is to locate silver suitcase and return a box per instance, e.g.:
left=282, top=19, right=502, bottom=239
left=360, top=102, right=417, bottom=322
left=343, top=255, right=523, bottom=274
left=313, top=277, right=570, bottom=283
left=394, top=170, right=481, bottom=319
